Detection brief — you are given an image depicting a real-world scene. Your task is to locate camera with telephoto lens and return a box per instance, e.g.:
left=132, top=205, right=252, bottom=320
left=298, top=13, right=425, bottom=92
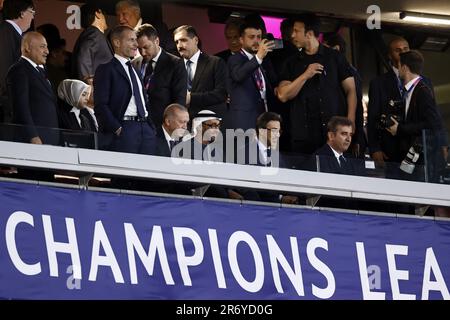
left=400, top=142, right=423, bottom=174
left=379, top=99, right=404, bottom=129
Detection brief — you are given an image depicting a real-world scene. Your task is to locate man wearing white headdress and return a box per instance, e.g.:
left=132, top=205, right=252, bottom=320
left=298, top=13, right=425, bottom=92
left=174, top=109, right=223, bottom=162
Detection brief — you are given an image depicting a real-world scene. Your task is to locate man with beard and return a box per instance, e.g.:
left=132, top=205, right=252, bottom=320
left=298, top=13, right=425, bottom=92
left=133, top=23, right=186, bottom=127
left=227, top=21, right=278, bottom=131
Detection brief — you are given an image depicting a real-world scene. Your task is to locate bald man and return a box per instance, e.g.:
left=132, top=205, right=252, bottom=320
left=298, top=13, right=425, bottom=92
left=7, top=31, right=59, bottom=145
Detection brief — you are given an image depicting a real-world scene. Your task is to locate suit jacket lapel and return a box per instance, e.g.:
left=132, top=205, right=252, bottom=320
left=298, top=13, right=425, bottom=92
left=260, top=63, right=272, bottom=92
left=69, top=112, right=82, bottom=130
left=191, top=53, right=207, bottom=91
left=113, top=58, right=132, bottom=89
left=155, top=50, right=168, bottom=73
left=406, top=80, right=422, bottom=121
left=325, top=145, right=342, bottom=173
left=22, top=59, right=54, bottom=97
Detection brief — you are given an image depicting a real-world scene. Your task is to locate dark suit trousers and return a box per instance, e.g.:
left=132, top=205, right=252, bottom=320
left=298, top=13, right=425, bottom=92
left=113, top=121, right=155, bottom=155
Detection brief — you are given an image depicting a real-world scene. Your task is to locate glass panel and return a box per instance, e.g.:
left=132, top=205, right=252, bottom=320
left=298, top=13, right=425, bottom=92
left=0, top=123, right=97, bottom=150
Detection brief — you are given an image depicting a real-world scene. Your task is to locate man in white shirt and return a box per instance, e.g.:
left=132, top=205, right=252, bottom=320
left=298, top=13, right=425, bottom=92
left=94, top=25, right=156, bottom=155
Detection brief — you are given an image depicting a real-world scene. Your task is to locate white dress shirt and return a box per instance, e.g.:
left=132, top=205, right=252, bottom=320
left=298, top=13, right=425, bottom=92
left=114, top=54, right=148, bottom=117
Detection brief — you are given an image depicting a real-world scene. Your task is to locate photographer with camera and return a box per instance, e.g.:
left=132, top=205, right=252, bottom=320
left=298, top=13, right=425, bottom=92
left=368, top=37, right=410, bottom=174
left=227, top=20, right=278, bottom=131
left=385, top=50, right=445, bottom=181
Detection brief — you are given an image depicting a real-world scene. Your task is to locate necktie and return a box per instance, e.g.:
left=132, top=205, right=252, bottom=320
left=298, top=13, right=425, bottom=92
left=37, top=66, right=51, bottom=87
left=254, top=67, right=264, bottom=92
left=126, top=61, right=146, bottom=118
left=186, top=60, right=193, bottom=91
left=397, top=76, right=406, bottom=100
left=79, top=109, right=94, bottom=131
left=339, top=155, right=346, bottom=167
left=143, top=60, right=155, bottom=90
left=265, top=148, right=272, bottom=166
left=169, top=140, right=175, bottom=151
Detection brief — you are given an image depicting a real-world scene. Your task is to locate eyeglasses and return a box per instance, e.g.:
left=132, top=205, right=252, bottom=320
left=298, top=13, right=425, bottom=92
left=202, top=122, right=221, bottom=129
left=26, top=8, right=36, bottom=16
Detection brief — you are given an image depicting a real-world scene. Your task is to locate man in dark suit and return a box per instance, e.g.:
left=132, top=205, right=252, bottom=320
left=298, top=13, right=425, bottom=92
left=155, top=103, right=189, bottom=157
left=7, top=31, right=59, bottom=145
left=173, top=25, right=228, bottom=121
left=72, top=3, right=112, bottom=84
left=314, top=116, right=362, bottom=175
left=234, top=112, right=299, bottom=203
left=0, top=0, right=35, bottom=124
left=386, top=50, right=445, bottom=182
left=368, top=37, right=410, bottom=169
left=94, top=25, right=156, bottom=155
left=214, top=17, right=242, bottom=63
left=133, top=24, right=186, bottom=127
left=228, top=21, right=278, bottom=131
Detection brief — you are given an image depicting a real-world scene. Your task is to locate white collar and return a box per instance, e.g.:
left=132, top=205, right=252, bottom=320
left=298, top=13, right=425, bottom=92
left=328, top=144, right=343, bottom=158
left=185, top=50, right=201, bottom=65
left=70, top=107, right=81, bottom=116
left=114, top=54, right=131, bottom=67
left=21, top=56, right=42, bottom=69
left=404, top=75, right=421, bottom=92
left=6, top=20, right=22, bottom=35
left=257, top=138, right=269, bottom=153
left=153, top=47, right=162, bottom=63
left=392, top=66, right=400, bottom=78
left=162, top=126, right=173, bottom=142
left=85, top=107, right=95, bottom=116
left=242, top=49, right=255, bottom=60
left=133, top=18, right=143, bottom=31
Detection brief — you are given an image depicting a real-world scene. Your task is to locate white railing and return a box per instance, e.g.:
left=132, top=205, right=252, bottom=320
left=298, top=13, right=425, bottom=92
left=1, top=140, right=450, bottom=208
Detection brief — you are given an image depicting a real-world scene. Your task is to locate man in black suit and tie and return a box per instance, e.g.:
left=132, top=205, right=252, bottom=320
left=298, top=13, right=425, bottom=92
left=155, top=103, right=189, bottom=157
left=173, top=25, right=228, bottom=121
left=368, top=37, right=410, bottom=169
left=386, top=50, right=445, bottom=182
left=72, top=3, right=112, bottom=85
left=314, top=116, right=362, bottom=176
left=133, top=23, right=187, bottom=127
left=0, top=0, right=35, bottom=124
left=94, top=25, right=156, bottom=155
left=233, top=112, right=298, bottom=204
left=7, top=31, right=59, bottom=145
left=228, top=21, right=278, bottom=131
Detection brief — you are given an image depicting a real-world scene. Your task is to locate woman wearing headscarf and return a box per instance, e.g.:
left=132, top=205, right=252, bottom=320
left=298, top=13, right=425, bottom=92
left=57, top=79, right=98, bottom=132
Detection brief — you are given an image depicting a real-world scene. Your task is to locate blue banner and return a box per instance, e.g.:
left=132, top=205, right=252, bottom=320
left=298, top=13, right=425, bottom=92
left=0, top=180, right=449, bottom=300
